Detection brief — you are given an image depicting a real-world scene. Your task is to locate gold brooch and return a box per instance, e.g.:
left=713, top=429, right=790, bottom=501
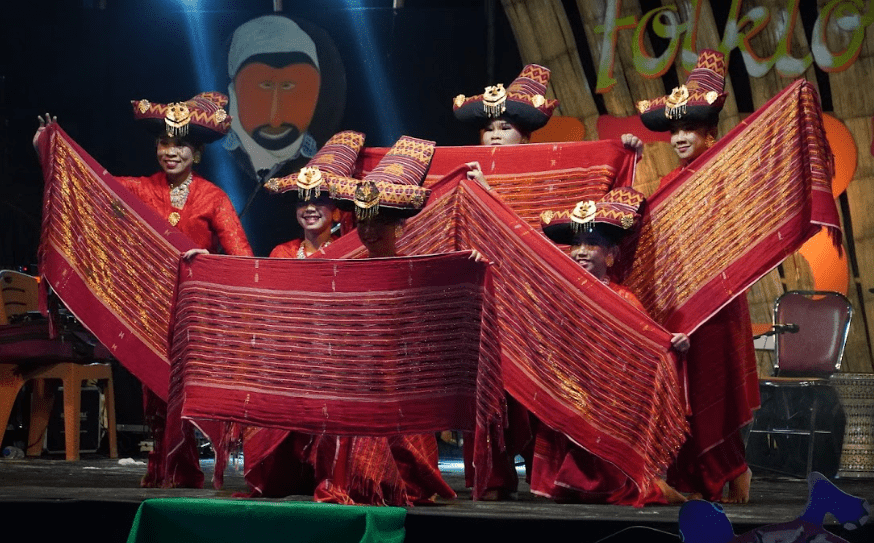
left=353, top=181, right=381, bottom=220
left=705, top=91, right=719, bottom=104
left=531, top=95, right=546, bottom=108
left=636, top=100, right=651, bottom=114
left=169, top=211, right=181, bottom=226
left=621, top=215, right=634, bottom=229
left=540, top=210, right=554, bottom=225
left=165, top=102, right=192, bottom=137
left=215, top=108, right=228, bottom=123
left=296, top=167, right=323, bottom=200
left=572, top=201, right=596, bottom=222
left=483, top=83, right=507, bottom=118
left=665, top=85, right=690, bottom=119
left=137, top=100, right=150, bottom=114
left=454, top=94, right=466, bottom=108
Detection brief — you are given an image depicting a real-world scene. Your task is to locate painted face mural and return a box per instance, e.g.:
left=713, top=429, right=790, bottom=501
left=234, top=61, right=321, bottom=151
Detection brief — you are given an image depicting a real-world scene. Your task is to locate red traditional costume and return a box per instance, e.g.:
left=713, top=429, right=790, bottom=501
left=453, top=63, right=560, bottom=498
left=268, top=237, right=337, bottom=259
left=637, top=50, right=759, bottom=501
left=129, top=92, right=253, bottom=488
left=306, top=135, right=456, bottom=505
left=242, top=131, right=365, bottom=498
left=530, top=188, right=674, bottom=506
left=116, top=172, right=250, bottom=256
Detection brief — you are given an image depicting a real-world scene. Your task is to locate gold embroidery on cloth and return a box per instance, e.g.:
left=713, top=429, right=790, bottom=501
left=384, top=163, right=405, bottom=177
left=49, top=137, right=175, bottom=353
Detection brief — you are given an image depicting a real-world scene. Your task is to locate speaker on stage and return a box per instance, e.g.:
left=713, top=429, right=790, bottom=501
left=46, top=385, right=101, bottom=454
left=745, top=384, right=846, bottom=478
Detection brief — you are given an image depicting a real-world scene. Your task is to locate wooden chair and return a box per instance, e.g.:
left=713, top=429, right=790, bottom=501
left=0, top=270, right=117, bottom=460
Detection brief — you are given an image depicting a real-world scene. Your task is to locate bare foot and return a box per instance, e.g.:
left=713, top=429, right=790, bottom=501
left=722, top=467, right=752, bottom=504
left=656, top=479, right=688, bottom=504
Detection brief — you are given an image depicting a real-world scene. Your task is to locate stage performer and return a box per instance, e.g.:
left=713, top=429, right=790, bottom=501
left=453, top=63, right=558, bottom=187
left=33, top=92, right=253, bottom=488
left=265, top=131, right=364, bottom=258
left=533, top=187, right=690, bottom=506
left=237, top=131, right=365, bottom=498
left=622, top=49, right=758, bottom=504
left=451, top=63, right=560, bottom=499
left=298, top=135, right=456, bottom=506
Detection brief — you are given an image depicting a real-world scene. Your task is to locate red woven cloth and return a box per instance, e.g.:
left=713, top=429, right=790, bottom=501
left=170, top=252, right=504, bottom=498
left=357, top=140, right=637, bottom=229
left=622, top=80, right=840, bottom=334
left=37, top=124, right=195, bottom=400
left=322, top=166, right=688, bottom=491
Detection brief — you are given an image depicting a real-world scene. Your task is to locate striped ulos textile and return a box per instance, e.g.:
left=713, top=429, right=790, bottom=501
left=355, top=139, right=638, bottom=229
left=621, top=80, right=840, bottom=334
left=322, top=79, right=840, bottom=489
left=321, top=166, right=689, bottom=495
left=170, top=251, right=503, bottom=498
left=36, top=124, right=196, bottom=400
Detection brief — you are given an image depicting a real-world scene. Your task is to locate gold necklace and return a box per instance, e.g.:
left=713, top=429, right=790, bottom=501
left=168, top=172, right=193, bottom=226
left=297, top=239, right=331, bottom=259
left=169, top=172, right=193, bottom=210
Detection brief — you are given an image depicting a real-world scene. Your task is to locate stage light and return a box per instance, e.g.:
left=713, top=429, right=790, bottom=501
left=172, top=0, right=242, bottom=210
left=344, top=0, right=401, bottom=145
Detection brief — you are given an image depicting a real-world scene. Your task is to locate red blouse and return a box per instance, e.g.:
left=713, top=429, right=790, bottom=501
left=116, top=172, right=252, bottom=256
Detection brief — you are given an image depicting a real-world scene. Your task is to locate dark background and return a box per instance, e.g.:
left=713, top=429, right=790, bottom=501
left=0, top=0, right=523, bottom=265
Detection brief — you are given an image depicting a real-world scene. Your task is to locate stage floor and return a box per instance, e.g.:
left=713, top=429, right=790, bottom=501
left=0, top=455, right=871, bottom=543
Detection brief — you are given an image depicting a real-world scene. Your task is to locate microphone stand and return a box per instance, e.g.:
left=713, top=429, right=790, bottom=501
left=239, top=163, right=283, bottom=219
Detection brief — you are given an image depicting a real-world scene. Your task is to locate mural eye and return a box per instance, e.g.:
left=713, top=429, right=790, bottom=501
left=258, top=81, right=274, bottom=90
left=280, top=81, right=296, bottom=91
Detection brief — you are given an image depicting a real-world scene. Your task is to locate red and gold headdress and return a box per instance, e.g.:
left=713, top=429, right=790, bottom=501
left=540, top=187, right=645, bottom=245
left=453, top=64, right=559, bottom=133
left=265, top=130, right=366, bottom=201
left=331, top=136, right=433, bottom=220
left=132, top=91, right=232, bottom=144
left=637, top=49, right=727, bottom=132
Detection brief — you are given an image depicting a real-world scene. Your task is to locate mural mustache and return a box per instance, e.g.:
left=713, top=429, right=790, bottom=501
left=250, top=123, right=301, bottom=151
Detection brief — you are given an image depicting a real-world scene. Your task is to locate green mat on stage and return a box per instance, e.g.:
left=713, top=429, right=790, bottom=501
left=126, top=498, right=407, bottom=543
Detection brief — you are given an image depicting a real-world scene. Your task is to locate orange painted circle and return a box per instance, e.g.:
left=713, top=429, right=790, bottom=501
left=822, top=114, right=856, bottom=197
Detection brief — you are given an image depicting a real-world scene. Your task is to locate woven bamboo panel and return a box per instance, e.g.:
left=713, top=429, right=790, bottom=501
left=821, top=0, right=874, bottom=119
left=501, top=0, right=600, bottom=135
left=575, top=0, right=664, bottom=117
left=740, top=0, right=821, bottom=110
left=506, top=0, right=874, bottom=374
left=662, top=0, right=742, bottom=134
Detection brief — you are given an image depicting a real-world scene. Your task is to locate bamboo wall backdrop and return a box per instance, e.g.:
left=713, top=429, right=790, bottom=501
left=500, top=0, right=874, bottom=375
